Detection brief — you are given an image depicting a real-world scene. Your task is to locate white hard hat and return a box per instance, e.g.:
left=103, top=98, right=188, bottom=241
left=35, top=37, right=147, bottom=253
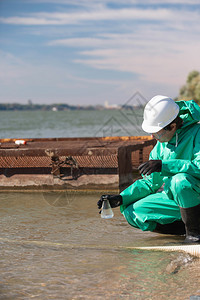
left=142, top=95, right=179, bottom=133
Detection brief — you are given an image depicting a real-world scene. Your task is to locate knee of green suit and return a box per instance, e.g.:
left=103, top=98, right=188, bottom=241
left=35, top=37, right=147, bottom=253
left=122, top=192, right=183, bottom=231
left=169, top=173, right=200, bottom=208
left=122, top=203, right=157, bottom=232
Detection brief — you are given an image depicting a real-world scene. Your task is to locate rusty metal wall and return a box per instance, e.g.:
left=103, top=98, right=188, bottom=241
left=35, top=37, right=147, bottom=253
left=0, top=156, right=51, bottom=168
left=0, top=154, right=118, bottom=169
left=0, top=145, right=153, bottom=170
left=131, top=144, right=154, bottom=167
left=0, top=136, right=156, bottom=191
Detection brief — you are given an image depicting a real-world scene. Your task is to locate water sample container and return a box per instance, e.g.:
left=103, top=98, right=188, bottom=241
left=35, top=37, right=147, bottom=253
left=101, top=198, right=114, bottom=219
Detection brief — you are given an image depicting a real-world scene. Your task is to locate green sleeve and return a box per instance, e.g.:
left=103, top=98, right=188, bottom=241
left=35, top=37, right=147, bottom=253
left=120, top=172, right=163, bottom=213
left=161, top=129, right=200, bottom=179
left=162, top=159, right=200, bottom=179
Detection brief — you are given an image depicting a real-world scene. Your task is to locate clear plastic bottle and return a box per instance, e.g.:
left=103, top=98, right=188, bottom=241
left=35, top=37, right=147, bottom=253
left=101, top=198, right=114, bottom=219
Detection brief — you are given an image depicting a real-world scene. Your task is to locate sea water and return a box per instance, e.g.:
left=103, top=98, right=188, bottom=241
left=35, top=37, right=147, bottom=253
left=0, top=192, right=200, bottom=299
left=0, top=109, right=145, bottom=139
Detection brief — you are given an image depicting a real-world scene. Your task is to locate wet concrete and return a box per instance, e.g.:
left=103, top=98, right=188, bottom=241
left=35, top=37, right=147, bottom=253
left=0, top=173, right=119, bottom=191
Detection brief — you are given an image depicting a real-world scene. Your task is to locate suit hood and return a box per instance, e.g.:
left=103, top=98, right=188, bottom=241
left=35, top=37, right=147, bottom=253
left=177, top=100, right=200, bottom=128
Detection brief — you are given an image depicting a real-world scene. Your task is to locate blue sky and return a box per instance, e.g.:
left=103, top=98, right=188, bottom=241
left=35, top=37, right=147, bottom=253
left=0, top=0, right=200, bottom=106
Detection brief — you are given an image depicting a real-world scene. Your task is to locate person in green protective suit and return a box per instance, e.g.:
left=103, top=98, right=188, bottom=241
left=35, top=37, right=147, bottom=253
left=97, top=95, right=200, bottom=244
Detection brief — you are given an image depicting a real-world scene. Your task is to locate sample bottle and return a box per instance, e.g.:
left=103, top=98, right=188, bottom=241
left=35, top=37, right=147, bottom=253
left=101, top=197, right=114, bottom=219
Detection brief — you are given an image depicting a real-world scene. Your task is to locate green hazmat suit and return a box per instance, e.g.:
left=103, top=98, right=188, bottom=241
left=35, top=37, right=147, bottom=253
left=120, top=100, right=200, bottom=232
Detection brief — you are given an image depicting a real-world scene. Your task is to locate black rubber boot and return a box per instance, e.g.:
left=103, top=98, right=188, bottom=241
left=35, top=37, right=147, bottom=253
left=154, top=220, right=186, bottom=235
left=180, top=204, right=200, bottom=244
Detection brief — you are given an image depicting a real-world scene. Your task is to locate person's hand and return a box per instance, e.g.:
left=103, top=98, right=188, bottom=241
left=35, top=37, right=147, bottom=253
left=97, top=195, right=123, bottom=212
left=138, top=160, right=162, bottom=176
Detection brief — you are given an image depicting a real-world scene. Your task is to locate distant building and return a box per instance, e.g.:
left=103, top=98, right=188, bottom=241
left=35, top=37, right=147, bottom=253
left=104, top=101, right=120, bottom=110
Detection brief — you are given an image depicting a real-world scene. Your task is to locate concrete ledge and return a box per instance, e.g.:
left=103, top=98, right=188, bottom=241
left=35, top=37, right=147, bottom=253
left=0, top=174, right=119, bottom=191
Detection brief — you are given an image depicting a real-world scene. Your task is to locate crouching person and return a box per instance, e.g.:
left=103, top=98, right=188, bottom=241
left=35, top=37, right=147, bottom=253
left=97, top=95, right=200, bottom=244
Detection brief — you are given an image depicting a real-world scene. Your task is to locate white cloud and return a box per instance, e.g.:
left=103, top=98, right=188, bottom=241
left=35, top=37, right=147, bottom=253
left=45, top=5, right=200, bottom=85
left=1, top=0, right=200, bottom=104
left=0, top=7, right=181, bottom=26
left=48, top=24, right=200, bottom=89
left=26, top=0, right=200, bottom=5
left=0, top=49, right=125, bottom=104
left=2, top=4, right=199, bottom=40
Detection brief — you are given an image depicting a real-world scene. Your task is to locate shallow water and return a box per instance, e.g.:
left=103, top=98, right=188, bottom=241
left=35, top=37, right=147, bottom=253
left=0, top=191, right=200, bottom=299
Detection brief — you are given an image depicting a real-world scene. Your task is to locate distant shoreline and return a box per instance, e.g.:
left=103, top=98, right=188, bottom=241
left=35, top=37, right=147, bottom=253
left=0, top=103, right=143, bottom=111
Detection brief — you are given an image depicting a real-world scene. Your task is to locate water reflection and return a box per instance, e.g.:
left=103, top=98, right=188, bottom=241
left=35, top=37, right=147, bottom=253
left=0, top=192, right=200, bottom=299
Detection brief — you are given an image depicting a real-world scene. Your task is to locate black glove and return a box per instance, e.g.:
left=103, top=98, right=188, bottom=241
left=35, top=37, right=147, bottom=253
left=97, top=194, right=123, bottom=211
left=138, top=160, right=162, bottom=176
